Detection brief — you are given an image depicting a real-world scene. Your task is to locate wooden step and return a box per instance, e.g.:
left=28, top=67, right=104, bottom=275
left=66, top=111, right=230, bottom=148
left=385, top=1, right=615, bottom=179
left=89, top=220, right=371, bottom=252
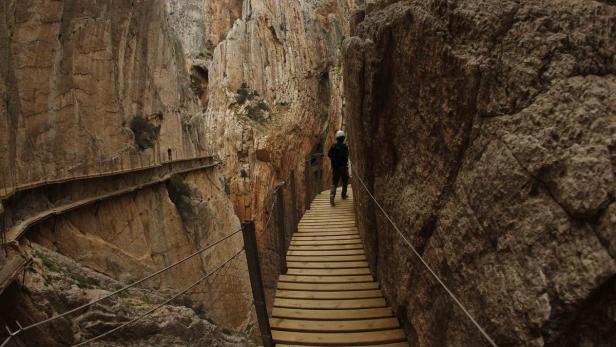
left=287, top=255, right=366, bottom=262
left=287, top=261, right=369, bottom=269
left=277, top=282, right=379, bottom=291
left=300, top=219, right=355, bottom=224
left=300, top=221, right=355, bottom=224
left=287, top=250, right=365, bottom=256
left=298, top=226, right=359, bottom=231
left=274, top=298, right=387, bottom=310
left=303, top=213, right=355, bottom=217
left=288, top=244, right=364, bottom=251
left=291, top=235, right=360, bottom=241
left=270, top=318, right=400, bottom=333
left=295, top=228, right=359, bottom=236
left=300, top=218, right=355, bottom=223
left=291, top=234, right=362, bottom=245
left=296, top=230, right=359, bottom=235
left=290, top=239, right=361, bottom=245
left=286, top=268, right=371, bottom=276
left=272, top=307, right=393, bottom=321
left=279, top=275, right=374, bottom=283
left=272, top=329, right=406, bottom=346
left=275, top=289, right=383, bottom=300
left=277, top=343, right=409, bottom=347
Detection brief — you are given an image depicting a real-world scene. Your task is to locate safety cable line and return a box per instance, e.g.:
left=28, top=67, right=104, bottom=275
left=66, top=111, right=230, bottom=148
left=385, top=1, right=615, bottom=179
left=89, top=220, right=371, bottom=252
left=350, top=166, right=499, bottom=347
left=71, top=248, right=245, bottom=347
left=1, top=228, right=242, bottom=342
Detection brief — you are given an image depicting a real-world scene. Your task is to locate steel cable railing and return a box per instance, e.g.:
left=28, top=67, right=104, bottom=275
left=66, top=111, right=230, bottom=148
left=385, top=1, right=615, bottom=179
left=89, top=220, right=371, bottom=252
left=71, top=247, right=245, bottom=347
left=0, top=229, right=242, bottom=347
left=350, top=165, right=499, bottom=347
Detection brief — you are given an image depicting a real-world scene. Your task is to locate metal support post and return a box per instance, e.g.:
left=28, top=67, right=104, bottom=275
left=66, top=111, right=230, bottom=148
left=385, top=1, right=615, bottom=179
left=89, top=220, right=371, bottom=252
left=241, top=221, right=274, bottom=347
left=275, top=187, right=287, bottom=274
left=290, top=170, right=298, bottom=227
left=304, top=159, right=311, bottom=210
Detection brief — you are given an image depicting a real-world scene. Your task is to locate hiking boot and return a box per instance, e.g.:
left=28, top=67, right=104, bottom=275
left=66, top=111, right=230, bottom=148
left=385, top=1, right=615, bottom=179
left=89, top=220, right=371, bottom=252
left=341, top=194, right=348, bottom=200
left=330, top=194, right=335, bottom=206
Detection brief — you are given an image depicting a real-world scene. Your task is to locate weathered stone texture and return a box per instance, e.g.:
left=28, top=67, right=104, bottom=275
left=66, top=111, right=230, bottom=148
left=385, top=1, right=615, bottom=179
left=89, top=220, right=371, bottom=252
left=0, top=0, right=207, bottom=187
left=1, top=0, right=354, bottom=345
left=344, top=1, right=616, bottom=346
left=0, top=244, right=253, bottom=347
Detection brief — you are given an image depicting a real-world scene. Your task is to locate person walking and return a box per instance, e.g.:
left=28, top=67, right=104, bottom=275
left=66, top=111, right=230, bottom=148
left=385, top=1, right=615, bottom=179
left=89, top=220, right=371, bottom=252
left=328, top=130, right=349, bottom=206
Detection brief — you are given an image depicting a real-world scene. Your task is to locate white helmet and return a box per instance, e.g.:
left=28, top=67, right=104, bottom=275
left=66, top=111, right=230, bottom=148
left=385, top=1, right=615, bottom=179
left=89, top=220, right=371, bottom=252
left=335, top=130, right=346, bottom=139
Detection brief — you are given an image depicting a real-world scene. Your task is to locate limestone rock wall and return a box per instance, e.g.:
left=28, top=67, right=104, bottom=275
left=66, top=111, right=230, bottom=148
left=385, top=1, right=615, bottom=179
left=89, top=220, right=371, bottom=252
left=344, top=1, right=616, bottom=346
left=199, top=0, right=353, bottom=297
left=1, top=0, right=355, bottom=345
left=0, top=0, right=208, bottom=188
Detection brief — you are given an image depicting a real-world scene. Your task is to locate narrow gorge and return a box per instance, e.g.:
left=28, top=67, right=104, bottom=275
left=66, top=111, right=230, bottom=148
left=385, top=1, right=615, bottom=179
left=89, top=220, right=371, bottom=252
left=1, top=0, right=614, bottom=347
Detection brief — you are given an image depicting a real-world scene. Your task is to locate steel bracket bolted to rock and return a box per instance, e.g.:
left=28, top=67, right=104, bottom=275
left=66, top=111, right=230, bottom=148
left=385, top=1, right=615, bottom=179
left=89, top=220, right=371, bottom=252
left=241, top=220, right=274, bottom=347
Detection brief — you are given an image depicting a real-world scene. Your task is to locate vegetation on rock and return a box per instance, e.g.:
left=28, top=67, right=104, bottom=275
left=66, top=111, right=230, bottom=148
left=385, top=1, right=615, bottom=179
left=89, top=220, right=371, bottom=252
left=130, top=115, right=161, bottom=150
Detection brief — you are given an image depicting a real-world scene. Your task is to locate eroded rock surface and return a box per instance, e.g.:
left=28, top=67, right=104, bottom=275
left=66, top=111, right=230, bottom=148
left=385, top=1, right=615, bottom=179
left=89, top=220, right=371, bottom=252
left=0, top=244, right=253, bottom=347
left=1, top=0, right=353, bottom=345
left=344, top=1, right=615, bottom=346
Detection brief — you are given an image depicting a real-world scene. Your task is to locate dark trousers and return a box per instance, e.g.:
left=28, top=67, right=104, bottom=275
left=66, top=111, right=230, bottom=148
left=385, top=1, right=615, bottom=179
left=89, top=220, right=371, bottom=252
left=330, top=166, right=349, bottom=197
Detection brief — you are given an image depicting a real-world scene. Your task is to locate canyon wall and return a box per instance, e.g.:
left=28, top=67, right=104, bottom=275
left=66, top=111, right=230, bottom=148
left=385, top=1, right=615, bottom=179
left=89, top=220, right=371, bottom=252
left=344, top=0, right=615, bottom=346
left=1, top=0, right=353, bottom=345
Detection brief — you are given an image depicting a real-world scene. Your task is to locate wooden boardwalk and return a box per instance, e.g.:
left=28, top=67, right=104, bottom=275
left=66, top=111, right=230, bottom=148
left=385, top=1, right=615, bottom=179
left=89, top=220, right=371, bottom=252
left=270, top=188, right=409, bottom=346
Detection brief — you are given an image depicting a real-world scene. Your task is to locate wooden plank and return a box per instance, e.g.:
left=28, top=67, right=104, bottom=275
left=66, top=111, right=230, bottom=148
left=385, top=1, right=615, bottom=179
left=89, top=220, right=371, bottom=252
left=288, top=244, right=364, bottom=251
left=290, top=240, right=362, bottom=246
left=279, top=275, right=374, bottom=283
left=287, top=261, right=369, bottom=269
left=299, top=225, right=356, bottom=229
left=271, top=307, right=393, bottom=321
left=277, top=282, right=379, bottom=291
left=306, top=212, right=353, bottom=215
left=297, top=229, right=359, bottom=234
left=298, top=225, right=357, bottom=228
left=293, top=234, right=359, bottom=239
left=270, top=318, right=399, bottom=333
left=287, top=249, right=365, bottom=256
left=301, top=217, right=354, bottom=219
left=286, top=268, right=371, bottom=276
left=274, top=298, right=387, bottom=310
left=272, top=329, right=406, bottom=346
left=303, top=213, right=355, bottom=216
left=301, top=216, right=355, bottom=220
left=291, top=235, right=360, bottom=241
left=300, top=220, right=356, bottom=224
left=286, top=255, right=366, bottom=262
left=276, top=342, right=409, bottom=347
left=276, top=289, right=383, bottom=300
left=296, top=229, right=359, bottom=234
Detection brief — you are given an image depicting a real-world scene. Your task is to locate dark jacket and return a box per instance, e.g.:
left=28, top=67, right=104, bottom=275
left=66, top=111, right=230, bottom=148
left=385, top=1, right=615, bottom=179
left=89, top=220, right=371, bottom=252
left=328, top=142, right=349, bottom=169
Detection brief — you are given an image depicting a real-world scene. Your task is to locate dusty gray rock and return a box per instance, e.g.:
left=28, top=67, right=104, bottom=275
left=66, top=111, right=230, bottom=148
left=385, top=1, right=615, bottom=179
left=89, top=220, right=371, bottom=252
left=0, top=244, right=253, bottom=347
left=344, top=0, right=616, bottom=346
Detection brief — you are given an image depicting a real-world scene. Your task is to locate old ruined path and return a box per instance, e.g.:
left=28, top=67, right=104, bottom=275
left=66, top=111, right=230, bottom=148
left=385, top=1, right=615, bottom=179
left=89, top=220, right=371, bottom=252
left=270, top=188, right=409, bottom=346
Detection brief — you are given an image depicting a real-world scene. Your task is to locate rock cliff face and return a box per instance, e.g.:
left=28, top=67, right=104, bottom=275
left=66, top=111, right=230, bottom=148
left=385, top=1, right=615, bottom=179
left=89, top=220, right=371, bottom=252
left=344, top=1, right=615, bottom=346
left=1, top=0, right=352, bottom=345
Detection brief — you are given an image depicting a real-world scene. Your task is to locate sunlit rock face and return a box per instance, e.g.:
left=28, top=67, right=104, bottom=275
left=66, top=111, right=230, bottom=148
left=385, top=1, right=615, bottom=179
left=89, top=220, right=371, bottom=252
left=344, top=1, right=616, bottom=346
left=0, top=0, right=354, bottom=345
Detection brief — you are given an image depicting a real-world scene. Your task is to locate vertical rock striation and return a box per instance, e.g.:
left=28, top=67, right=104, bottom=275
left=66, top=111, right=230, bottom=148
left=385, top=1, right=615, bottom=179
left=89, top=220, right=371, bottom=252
left=1, top=0, right=355, bottom=345
left=344, top=0, right=616, bottom=346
